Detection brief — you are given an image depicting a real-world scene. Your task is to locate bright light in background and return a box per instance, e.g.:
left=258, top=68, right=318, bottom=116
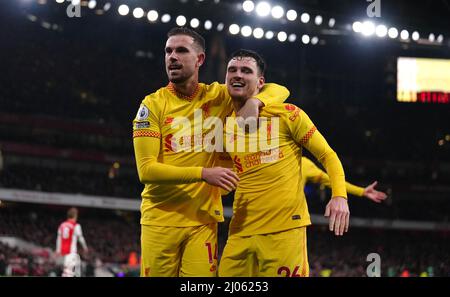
left=133, top=8, right=144, bottom=19
left=256, top=1, right=271, bottom=17
left=412, top=31, right=420, bottom=41
left=190, top=18, right=200, bottom=28
left=277, top=31, right=287, bottom=42
left=147, top=10, right=158, bottom=22
left=217, top=23, right=224, bottom=31
left=204, top=20, right=212, bottom=30
left=300, top=13, right=310, bottom=23
left=229, top=24, right=240, bottom=35
left=352, top=21, right=362, bottom=33
left=361, top=21, right=375, bottom=36
left=176, top=15, right=187, bottom=26
left=428, top=33, right=435, bottom=42
left=388, top=27, right=398, bottom=39
left=265, top=31, right=274, bottom=39
left=311, top=36, right=319, bottom=44
left=56, top=0, right=64, bottom=3
left=271, top=5, right=284, bottom=19
left=288, top=34, right=297, bottom=42
left=253, top=27, right=264, bottom=39
left=103, top=2, right=111, bottom=11
left=286, top=9, right=297, bottom=21
left=302, top=34, right=310, bottom=44
left=437, top=34, right=444, bottom=43
left=161, top=14, right=171, bottom=23
left=71, top=0, right=80, bottom=6
left=118, top=5, right=129, bottom=16
left=314, top=15, right=322, bottom=25
left=375, top=25, right=387, bottom=38
left=328, top=18, right=335, bottom=27
left=400, top=30, right=409, bottom=40
left=88, top=0, right=96, bottom=9
left=241, top=25, right=252, bottom=37
left=242, top=0, right=255, bottom=12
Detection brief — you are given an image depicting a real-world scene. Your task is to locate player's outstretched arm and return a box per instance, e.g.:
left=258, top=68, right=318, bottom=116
left=303, top=157, right=387, bottom=203
left=363, top=181, right=388, bottom=203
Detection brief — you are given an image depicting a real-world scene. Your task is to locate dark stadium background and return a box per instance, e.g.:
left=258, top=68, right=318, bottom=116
left=0, top=0, right=449, bottom=277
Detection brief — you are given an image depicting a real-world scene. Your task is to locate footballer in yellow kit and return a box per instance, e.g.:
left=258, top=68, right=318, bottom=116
left=218, top=49, right=350, bottom=277
left=134, top=69, right=289, bottom=278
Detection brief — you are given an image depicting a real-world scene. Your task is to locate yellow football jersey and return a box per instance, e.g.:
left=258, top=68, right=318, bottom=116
left=225, top=103, right=347, bottom=236
left=133, top=82, right=289, bottom=227
left=301, top=157, right=365, bottom=197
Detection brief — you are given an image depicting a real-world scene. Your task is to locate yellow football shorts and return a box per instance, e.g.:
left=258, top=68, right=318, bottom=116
left=140, top=223, right=218, bottom=277
left=219, top=227, right=309, bottom=277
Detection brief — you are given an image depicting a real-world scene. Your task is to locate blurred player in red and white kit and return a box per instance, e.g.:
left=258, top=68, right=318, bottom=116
left=56, top=207, right=88, bottom=277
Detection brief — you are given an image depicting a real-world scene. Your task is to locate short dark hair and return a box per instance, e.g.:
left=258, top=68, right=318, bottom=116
left=167, top=27, right=206, bottom=52
left=229, top=49, right=266, bottom=76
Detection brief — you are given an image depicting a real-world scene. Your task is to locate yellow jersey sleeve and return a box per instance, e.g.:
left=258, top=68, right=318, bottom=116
left=286, top=107, right=347, bottom=198
left=132, top=97, right=203, bottom=184
left=302, top=157, right=365, bottom=197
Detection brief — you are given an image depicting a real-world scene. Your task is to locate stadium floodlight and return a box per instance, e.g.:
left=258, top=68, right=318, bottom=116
left=147, top=10, right=158, bottom=22
left=241, top=25, right=252, bottom=37
left=314, top=15, right=322, bottom=25
left=277, top=31, right=287, bottom=42
left=328, top=18, right=335, bottom=27
left=352, top=21, right=362, bottom=33
left=286, top=9, right=297, bottom=21
left=437, top=34, right=444, bottom=43
left=288, top=34, right=297, bottom=42
left=375, top=25, right=387, bottom=38
left=428, top=33, right=435, bottom=42
left=302, top=34, right=310, bottom=44
left=161, top=14, right=171, bottom=23
left=388, top=27, right=398, bottom=39
left=88, top=0, right=96, bottom=9
left=400, top=30, right=409, bottom=40
left=361, top=21, right=375, bottom=36
left=229, top=24, right=240, bottom=35
left=118, top=5, right=129, bottom=16
left=133, top=8, right=144, bottom=19
left=217, top=22, right=224, bottom=31
left=265, top=30, right=274, bottom=39
left=271, top=5, right=284, bottom=19
left=71, top=0, right=80, bottom=6
left=56, top=0, right=64, bottom=3
left=255, top=1, right=271, bottom=17
left=311, top=36, right=319, bottom=44
left=242, top=1, right=255, bottom=13
left=190, top=18, right=200, bottom=28
left=300, top=13, right=310, bottom=23
left=176, top=15, right=187, bottom=26
left=412, top=31, right=420, bottom=41
left=204, top=20, right=212, bottom=30
left=253, top=27, right=264, bottom=39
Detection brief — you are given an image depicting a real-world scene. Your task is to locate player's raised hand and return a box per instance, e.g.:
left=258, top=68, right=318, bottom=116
left=324, top=196, right=350, bottom=236
left=363, top=181, right=388, bottom=203
left=202, top=167, right=240, bottom=192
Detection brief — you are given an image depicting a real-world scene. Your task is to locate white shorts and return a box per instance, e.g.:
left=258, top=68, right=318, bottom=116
left=62, top=253, right=81, bottom=277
